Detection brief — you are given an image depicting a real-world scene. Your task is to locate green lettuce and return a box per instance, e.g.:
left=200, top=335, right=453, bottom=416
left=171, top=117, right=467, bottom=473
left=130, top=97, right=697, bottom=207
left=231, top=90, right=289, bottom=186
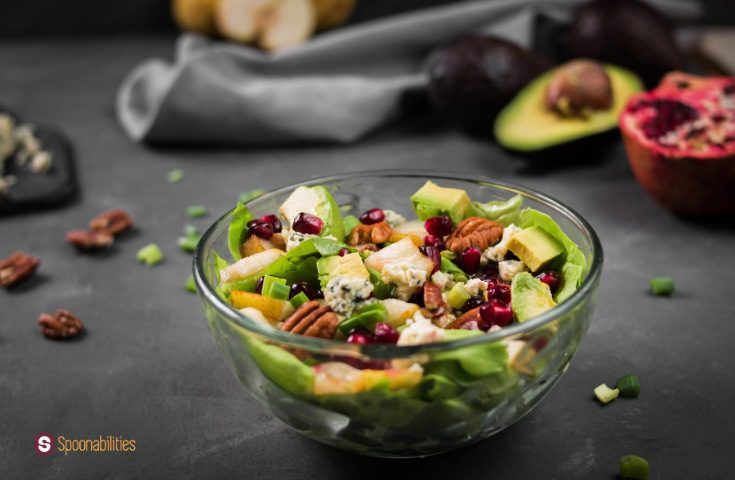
left=227, top=202, right=254, bottom=261
left=470, top=194, right=523, bottom=225
left=518, top=208, right=587, bottom=302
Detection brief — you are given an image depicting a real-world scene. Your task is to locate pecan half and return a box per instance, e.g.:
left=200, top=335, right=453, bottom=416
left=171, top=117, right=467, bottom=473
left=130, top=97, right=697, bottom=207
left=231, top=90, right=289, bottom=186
left=38, top=309, right=84, bottom=339
left=66, top=230, right=114, bottom=250
left=420, top=282, right=448, bottom=320
left=0, top=251, right=41, bottom=288
left=281, top=300, right=338, bottom=339
left=446, top=307, right=481, bottom=329
left=346, top=222, right=392, bottom=247
left=89, top=208, right=133, bottom=236
left=445, top=217, right=503, bottom=253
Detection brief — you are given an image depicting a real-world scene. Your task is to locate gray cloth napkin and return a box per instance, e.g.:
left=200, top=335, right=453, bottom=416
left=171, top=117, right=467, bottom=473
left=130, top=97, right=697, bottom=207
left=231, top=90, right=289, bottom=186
left=116, top=0, right=699, bottom=145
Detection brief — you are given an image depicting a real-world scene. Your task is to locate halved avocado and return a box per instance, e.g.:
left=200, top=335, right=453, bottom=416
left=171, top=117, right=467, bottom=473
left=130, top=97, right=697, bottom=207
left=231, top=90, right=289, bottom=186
left=494, top=64, right=643, bottom=153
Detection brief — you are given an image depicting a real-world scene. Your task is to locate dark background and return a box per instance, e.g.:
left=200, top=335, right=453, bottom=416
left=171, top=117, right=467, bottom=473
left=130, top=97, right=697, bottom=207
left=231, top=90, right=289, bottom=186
left=0, top=0, right=734, bottom=37
left=2, top=1, right=735, bottom=479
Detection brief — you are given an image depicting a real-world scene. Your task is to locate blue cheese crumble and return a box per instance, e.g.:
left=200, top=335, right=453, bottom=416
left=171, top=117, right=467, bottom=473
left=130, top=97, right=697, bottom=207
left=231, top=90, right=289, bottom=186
left=381, top=261, right=428, bottom=301
left=383, top=209, right=407, bottom=228
left=482, top=224, right=522, bottom=263
left=324, top=276, right=374, bottom=316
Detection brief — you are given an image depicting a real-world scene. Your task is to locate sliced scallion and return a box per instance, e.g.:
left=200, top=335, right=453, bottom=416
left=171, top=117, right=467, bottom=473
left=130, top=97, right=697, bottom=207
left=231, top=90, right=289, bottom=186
left=616, top=374, right=640, bottom=398
left=137, top=243, right=163, bottom=266
left=620, top=454, right=649, bottom=480
left=238, top=189, right=265, bottom=204
left=593, top=383, right=619, bottom=404
left=167, top=168, right=184, bottom=184
left=186, top=275, right=197, bottom=293
left=186, top=205, right=208, bottom=219
left=650, top=276, right=674, bottom=296
left=290, top=292, right=310, bottom=309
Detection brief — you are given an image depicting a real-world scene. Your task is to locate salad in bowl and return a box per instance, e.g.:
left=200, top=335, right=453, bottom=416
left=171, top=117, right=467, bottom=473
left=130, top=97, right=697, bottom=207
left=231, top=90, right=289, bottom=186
left=194, top=172, right=602, bottom=457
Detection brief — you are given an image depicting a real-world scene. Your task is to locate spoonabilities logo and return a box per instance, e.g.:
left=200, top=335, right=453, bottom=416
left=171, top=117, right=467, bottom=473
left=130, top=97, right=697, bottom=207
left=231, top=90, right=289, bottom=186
left=35, top=433, right=54, bottom=456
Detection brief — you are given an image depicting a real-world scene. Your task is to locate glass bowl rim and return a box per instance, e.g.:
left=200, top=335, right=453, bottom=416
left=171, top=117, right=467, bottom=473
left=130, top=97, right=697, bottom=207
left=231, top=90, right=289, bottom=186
left=193, top=169, right=603, bottom=357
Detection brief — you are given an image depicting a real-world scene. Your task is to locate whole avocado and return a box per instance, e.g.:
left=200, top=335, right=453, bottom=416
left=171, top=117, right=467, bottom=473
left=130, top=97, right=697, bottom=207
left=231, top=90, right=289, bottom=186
left=426, top=35, right=550, bottom=136
left=562, top=0, right=684, bottom=87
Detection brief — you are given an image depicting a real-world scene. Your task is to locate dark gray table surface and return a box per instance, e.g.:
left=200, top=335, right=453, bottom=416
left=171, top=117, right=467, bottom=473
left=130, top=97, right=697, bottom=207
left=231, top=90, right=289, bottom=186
left=1, top=37, right=734, bottom=480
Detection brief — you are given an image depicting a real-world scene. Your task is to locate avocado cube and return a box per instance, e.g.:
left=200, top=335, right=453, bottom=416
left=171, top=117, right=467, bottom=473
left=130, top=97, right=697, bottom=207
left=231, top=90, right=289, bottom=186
left=511, top=272, right=557, bottom=322
left=317, top=252, right=369, bottom=288
left=507, top=226, right=563, bottom=272
left=410, top=181, right=471, bottom=224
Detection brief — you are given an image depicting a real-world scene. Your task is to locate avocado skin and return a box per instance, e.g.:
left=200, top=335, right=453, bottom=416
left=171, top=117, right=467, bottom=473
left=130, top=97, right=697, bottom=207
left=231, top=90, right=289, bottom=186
left=498, top=129, right=619, bottom=165
left=426, top=35, right=551, bottom=136
left=562, top=0, right=684, bottom=87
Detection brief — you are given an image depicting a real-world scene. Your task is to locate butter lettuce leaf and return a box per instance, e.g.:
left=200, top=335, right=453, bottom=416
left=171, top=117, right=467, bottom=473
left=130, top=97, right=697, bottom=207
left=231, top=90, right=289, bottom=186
left=228, top=202, right=253, bottom=261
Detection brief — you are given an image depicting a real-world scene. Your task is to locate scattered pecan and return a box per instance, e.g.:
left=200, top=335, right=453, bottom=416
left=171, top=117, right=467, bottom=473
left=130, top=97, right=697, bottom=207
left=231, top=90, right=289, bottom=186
left=346, top=222, right=392, bottom=247
left=280, top=300, right=338, bottom=339
left=38, top=309, right=84, bottom=339
left=0, top=251, right=41, bottom=288
left=420, top=282, right=448, bottom=320
left=89, top=208, right=133, bottom=236
left=446, top=307, right=481, bottom=329
left=445, top=217, right=503, bottom=253
left=66, top=230, right=114, bottom=250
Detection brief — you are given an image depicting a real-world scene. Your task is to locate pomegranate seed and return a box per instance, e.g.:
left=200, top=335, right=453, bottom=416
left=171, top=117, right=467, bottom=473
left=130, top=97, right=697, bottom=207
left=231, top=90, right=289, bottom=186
left=249, top=222, right=274, bottom=240
left=459, top=247, right=481, bottom=274
left=373, top=323, right=399, bottom=344
left=479, top=299, right=513, bottom=330
left=256, top=214, right=282, bottom=233
left=424, top=235, right=445, bottom=250
left=462, top=296, right=483, bottom=312
left=487, top=282, right=511, bottom=304
left=424, top=215, right=453, bottom=237
left=409, top=288, right=425, bottom=307
left=254, top=276, right=264, bottom=294
left=347, top=330, right=375, bottom=345
left=537, top=271, right=560, bottom=294
left=337, top=247, right=350, bottom=257
left=419, top=245, right=441, bottom=273
left=292, top=212, right=324, bottom=235
left=289, top=282, right=323, bottom=300
left=359, top=208, right=385, bottom=225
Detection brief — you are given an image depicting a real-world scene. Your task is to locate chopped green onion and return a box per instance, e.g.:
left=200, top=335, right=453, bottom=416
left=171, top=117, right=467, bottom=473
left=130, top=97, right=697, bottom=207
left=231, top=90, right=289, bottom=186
left=238, top=189, right=265, bottom=204
left=593, top=383, right=619, bottom=404
left=177, top=236, right=200, bottom=253
left=186, top=205, right=208, bottom=218
left=186, top=275, right=197, bottom=293
left=262, top=275, right=288, bottom=299
left=338, top=303, right=388, bottom=335
left=650, top=276, right=674, bottom=296
left=440, top=250, right=457, bottom=261
left=290, top=292, right=310, bottom=309
left=137, top=243, right=164, bottom=266
left=620, top=455, right=649, bottom=480
left=616, top=374, right=640, bottom=398
left=447, top=282, right=471, bottom=309
left=167, top=168, right=184, bottom=184
left=183, top=224, right=199, bottom=238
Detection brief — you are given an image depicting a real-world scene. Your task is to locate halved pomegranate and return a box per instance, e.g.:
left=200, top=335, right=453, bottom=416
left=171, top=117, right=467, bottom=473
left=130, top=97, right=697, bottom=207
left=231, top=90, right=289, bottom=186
left=620, top=72, right=735, bottom=216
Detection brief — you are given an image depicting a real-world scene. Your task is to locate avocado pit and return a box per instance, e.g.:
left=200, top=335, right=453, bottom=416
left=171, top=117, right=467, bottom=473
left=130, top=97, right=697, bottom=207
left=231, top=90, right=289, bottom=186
left=546, top=60, right=613, bottom=117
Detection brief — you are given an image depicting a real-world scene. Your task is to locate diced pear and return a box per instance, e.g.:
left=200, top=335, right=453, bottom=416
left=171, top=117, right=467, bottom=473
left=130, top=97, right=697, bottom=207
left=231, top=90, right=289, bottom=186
left=220, top=248, right=284, bottom=283
left=259, top=0, right=316, bottom=51
left=363, top=237, right=433, bottom=276
left=238, top=307, right=275, bottom=327
left=241, top=233, right=285, bottom=257
left=313, top=361, right=365, bottom=395
left=362, top=368, right=422, bottom=391
left=215, top=0, right=275, bottom=43
left=381, top=298, right=420, bottom=327
left=504, top=340, right=536, bottom=376
left=231, top=291, right=294, bottom=321
left=392, top=219, right=428, bottom=238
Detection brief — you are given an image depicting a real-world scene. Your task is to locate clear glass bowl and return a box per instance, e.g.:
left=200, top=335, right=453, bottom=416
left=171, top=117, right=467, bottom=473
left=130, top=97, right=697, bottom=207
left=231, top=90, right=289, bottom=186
left=193, top=171, right=603, bottom=458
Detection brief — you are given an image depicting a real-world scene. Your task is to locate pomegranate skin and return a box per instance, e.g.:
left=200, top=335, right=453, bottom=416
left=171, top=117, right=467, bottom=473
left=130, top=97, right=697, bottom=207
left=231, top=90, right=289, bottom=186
left=620, top=72, right=735, bottom=216
left=622, top=133, right=735, bottom=216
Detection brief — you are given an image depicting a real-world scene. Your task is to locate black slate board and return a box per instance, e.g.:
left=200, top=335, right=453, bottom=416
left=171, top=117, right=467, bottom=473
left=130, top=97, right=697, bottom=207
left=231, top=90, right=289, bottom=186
left=0, top=111, right=78, bottom=215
